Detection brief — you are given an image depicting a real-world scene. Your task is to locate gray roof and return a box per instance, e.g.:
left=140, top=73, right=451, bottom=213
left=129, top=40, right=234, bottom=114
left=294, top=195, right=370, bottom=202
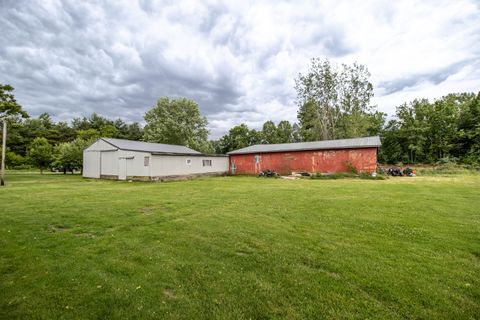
left=227, top=136, right=381, bottom=155
left=102, top=138, right=202, bottom=155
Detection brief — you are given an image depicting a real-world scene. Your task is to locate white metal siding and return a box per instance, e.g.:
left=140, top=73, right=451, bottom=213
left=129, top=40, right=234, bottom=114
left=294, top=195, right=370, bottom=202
left=83, top=151, right=101, bottom=178
left=117, top=150, right=151, bottom=177
left=83, top=139, right=228, bottom=180
left=151, top=155, right=228, bottom=176
left=85, top=139, right=117, bottom=152
left=100, top=151, right=118, bottom=176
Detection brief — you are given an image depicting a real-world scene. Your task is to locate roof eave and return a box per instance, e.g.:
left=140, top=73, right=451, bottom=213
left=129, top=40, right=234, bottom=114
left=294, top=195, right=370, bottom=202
left=151, top=152, right=228, bottom=157
left=228, top=144, right=381, bottom=155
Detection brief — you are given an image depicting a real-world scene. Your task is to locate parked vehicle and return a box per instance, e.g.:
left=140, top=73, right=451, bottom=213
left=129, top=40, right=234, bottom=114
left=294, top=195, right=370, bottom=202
left=259, top=170, right=278, bottom=177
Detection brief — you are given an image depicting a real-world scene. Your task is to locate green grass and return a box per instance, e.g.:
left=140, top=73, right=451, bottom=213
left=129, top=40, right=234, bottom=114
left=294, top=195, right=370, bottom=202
left=1, top=173, right=479, bottom=319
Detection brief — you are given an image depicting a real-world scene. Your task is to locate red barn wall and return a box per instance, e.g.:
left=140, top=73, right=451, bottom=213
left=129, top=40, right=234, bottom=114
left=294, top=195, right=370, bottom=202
left=229, top=148, right=378, bottom=175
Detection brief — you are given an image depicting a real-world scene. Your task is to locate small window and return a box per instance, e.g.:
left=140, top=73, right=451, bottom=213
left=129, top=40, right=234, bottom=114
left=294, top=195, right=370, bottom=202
left=144, top=156, right=150, bottom=166
left=186, top=159, right=192, bottom=165
left=202, top=159, right=212, bottom=167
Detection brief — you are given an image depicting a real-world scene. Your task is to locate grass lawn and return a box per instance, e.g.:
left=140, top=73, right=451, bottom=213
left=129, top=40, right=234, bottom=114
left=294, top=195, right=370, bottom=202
left=0, top=173, right=479, bottom=319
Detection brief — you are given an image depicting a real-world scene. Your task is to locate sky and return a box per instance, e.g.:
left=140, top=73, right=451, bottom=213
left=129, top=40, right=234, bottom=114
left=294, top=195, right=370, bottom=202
left=1, top=0, right=479, bottom=139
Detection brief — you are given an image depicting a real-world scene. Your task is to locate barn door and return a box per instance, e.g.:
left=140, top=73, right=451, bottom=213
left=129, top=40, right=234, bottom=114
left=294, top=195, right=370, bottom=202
left=254, top=154, right=261, bottom=174
left=118, top=158, right=127, bottom=180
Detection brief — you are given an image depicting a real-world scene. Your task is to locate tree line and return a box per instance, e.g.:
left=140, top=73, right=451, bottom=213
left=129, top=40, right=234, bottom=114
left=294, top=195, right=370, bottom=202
left=1, top=58, right=479, bottom=174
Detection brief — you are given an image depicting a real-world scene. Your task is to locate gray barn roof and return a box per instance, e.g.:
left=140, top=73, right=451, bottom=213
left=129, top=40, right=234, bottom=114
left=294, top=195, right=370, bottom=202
left=101, top=138, right=202, bottom=155
left=227, top=136, right=382, bottom=155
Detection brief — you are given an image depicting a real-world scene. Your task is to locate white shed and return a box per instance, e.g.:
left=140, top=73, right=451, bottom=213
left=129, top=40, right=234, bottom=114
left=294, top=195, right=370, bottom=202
left=83, top=138, right=229, bottom=181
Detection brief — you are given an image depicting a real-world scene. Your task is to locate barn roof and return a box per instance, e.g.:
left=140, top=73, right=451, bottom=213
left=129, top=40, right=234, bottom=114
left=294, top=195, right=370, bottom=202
left=227, top=136, right=382, bottom=155
left=101, top=138, right=202, bottom=155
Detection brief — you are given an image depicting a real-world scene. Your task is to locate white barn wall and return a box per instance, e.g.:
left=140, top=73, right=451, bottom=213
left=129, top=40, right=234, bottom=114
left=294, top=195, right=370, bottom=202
left=151, top=155, right=228, bottom=177
left=118, top=150, right=152, bottom=178
left=85, top=139, right=116, bottom=152
left=100, top=151, right=119, bottom=176
left=83, top=151, right=101, bottom=178
left=83, top=138, right=229, bottom=180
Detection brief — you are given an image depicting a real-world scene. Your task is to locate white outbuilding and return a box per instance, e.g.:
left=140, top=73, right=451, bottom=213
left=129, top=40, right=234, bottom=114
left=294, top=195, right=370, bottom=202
left=83, top=138, right=229, bottom=181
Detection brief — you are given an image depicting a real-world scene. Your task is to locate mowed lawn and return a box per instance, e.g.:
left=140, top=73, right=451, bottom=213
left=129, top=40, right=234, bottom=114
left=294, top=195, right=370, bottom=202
left=0, top=173, right=479, bottom=319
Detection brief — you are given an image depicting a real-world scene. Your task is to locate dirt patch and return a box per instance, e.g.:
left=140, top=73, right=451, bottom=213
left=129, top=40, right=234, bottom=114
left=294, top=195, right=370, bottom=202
left=140, top=205, right=171, bottom=215
left=74, top=232, right=96, bottom=238
left=48, top=225, right=71, bottom=233
left=163, top=288, right=176, bottom=299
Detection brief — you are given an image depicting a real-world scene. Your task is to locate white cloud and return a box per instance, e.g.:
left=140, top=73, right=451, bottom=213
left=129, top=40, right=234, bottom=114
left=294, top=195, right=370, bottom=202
left=0, top=0, right=479, bottom=138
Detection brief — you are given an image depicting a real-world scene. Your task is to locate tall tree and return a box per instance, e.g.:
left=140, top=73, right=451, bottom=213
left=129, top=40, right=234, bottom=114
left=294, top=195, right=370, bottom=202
left=28, top=137, right=52, bottom=174
left=455, top=92, right=480, bottom=163
left=0, top=84, right=28, bottom=119
left=261, top=121, right=278, bottom=144
left=0, top=84, right=28, bottom=185
left=53, top=138, right=92, bottom=174
left=143, top=97, right=210, bottom=152
left=380, top=93, right=476, bottom=164
left=276, top=121, right=294, bottom=143
left=292, top=123, right=303, bottom=142
left=218, top=124, right=261, bottom=154
left=295, top=59, right=375, bottom=141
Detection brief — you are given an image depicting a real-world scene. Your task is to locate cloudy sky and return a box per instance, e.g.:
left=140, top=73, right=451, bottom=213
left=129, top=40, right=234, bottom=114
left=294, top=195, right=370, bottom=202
left=1, top=0, right=479, bottom=138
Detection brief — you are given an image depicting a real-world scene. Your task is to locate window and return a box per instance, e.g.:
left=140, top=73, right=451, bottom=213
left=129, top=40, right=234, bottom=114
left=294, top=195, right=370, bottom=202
left=186, top=159, right=192, bottom=165
left=144, top=156, right=150, bottom=166
left=202, top=159, right=212, bottom=167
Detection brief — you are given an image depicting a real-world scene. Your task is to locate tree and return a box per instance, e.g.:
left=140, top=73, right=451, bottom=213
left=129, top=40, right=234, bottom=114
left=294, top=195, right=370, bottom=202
left=114, top=119, right=143, bottom=140
left=0, top=146, right=27, bottom=169
left=379, top=93, right=476, bottom=164
left=292, top=123, right=302, bottom=142
left=28, top=137, right=52, bottom=174
left=54, top=138, right=91, bottom=174
left=0, top=84, right=28, bottom=119
left=276, top=121, right=294, bottom=143
left=261, top=121, right=278, bottom=144
left=295, top=59, right=375, bottom=141
left=455, top=92, right=480, bottom=163
left=71, top=113, right=143, bottom=140
left=217, top=124, right=261, bottom=154
left=99, top=124, right=118, bottom=137
left=1, top=83, right=28, bottom=185
left=297, top=100, right=324, bottom=141
left=143, top=97, right=210, bottom=152
left=260, top=120, right=295, bottom=144
left=76, top=129, right=101, bottom=141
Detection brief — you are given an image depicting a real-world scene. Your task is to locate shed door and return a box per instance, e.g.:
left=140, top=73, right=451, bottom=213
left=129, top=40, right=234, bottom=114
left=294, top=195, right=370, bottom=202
left=254, top=154, right=261, bottom=174
left=83, top=151, right=100, bottom=178
left=118, top=158, right=127, bottom=180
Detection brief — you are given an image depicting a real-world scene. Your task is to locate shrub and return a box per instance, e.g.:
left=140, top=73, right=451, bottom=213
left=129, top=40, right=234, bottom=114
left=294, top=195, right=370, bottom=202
left=345, top=161, right=358, bottom=174
left=359, top=172, right=386, bottom=180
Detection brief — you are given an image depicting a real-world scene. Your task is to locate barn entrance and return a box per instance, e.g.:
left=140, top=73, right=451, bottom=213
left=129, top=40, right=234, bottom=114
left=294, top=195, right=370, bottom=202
left=118, top=157, right=134, bottom=180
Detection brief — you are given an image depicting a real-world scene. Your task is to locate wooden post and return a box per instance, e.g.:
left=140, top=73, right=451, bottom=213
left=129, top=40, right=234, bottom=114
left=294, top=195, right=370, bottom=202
left=1, top=120, right=6, bottom=186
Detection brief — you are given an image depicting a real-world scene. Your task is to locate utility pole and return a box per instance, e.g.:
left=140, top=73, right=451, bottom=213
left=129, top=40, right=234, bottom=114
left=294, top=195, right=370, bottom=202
left=1, top=120, right=6, bottom=186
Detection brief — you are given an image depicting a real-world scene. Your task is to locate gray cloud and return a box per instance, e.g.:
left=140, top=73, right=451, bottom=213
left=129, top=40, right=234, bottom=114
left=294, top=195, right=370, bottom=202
left=378, top=59, right=477, bottom=95
left=1, top=0, right=479, bottom=139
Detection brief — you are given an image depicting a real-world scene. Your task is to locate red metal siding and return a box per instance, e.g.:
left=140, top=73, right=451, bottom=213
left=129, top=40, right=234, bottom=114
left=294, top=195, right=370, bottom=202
left=229, top=148, right=378, bottom=175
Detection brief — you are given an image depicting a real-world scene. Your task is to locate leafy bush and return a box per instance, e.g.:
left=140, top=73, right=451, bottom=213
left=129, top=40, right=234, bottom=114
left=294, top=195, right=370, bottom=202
left=436, top=157, right=459, bottom=165
left=359, top=172, right=387, bottom=180
left=345, top=160, right=358, bottom=174
left=311, top=172, right=356, bottom=180
left=11, top=164, right=33, bottom=170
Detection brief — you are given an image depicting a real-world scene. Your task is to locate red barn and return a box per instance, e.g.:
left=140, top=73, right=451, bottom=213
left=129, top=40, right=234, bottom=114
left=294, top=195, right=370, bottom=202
left=227, top=136, right=381, bottom=175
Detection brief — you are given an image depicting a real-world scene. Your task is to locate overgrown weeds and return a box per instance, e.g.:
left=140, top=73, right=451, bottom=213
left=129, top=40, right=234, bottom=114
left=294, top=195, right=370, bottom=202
left=311, top=172, right=386, bottom=180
